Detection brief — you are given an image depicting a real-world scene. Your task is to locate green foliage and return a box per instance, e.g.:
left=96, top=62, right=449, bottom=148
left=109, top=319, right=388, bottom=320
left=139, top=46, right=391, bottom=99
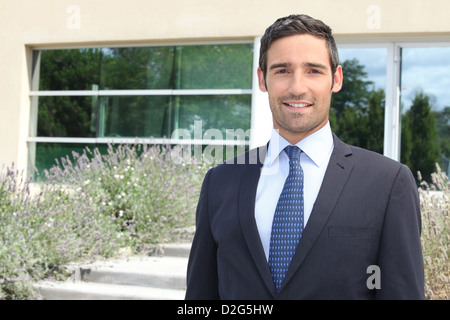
left=331, top=59, right=384, bottom=154
left=0, top=144, right=211, bottom=299
left=332, top=59, right=373, bottom=113
left=436, top=106, right=450, bottom=160
left=401, top=91, right=441, bottom=181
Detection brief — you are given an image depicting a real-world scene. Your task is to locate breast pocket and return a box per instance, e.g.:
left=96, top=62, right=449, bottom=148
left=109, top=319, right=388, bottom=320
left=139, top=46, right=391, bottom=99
left=326, top=226, right=374, bottom=260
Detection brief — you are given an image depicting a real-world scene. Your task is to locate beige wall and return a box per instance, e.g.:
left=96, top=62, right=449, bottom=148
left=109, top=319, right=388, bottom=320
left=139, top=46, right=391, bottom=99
left=1, top=0, right=450, bottom=172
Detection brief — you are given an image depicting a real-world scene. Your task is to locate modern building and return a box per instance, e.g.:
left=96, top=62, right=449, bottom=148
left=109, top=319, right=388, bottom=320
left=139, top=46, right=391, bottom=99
left=1, top=0, right=449, bottom=179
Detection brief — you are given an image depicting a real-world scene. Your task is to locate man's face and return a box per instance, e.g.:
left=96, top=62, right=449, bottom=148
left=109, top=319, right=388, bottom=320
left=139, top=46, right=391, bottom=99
left=258, top=34, right=343, bottom=144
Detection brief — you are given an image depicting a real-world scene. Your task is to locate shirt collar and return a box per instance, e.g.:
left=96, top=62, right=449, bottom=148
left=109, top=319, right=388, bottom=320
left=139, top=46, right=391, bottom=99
left=264, top=122, right=334, bottom=168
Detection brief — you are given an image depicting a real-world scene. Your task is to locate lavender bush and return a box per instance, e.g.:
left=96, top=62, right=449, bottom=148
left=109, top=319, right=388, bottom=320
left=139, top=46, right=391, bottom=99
left=418, top=164, right=449, bottom=299
left=44, top=144, right=210, bottom=248
left=0, top=144, right=211, bottom=299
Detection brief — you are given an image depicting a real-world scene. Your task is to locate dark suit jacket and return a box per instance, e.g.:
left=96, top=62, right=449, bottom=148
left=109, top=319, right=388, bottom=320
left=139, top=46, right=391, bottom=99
left=185, top=134, right=424, bottom=299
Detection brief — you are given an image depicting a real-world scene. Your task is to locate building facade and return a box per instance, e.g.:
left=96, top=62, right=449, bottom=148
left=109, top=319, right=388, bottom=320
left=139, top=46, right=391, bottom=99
left=1, top=0, right=449, bottom=179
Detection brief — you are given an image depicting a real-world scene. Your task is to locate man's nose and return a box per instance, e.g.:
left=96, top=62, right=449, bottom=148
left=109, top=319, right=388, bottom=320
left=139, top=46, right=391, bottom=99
left=288, top=73, right=308, bottom=96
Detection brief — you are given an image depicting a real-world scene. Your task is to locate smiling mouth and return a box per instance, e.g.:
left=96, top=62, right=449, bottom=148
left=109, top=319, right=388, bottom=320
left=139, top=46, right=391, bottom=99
left=283, top=102, right=313, bottom=108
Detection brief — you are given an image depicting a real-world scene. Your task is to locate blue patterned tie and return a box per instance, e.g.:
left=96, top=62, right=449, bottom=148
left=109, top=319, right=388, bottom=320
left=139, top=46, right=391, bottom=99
left=268, top=145, right=304, bottom=293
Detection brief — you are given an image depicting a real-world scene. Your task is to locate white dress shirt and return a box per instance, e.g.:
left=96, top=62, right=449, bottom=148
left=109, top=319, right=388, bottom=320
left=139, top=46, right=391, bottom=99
left=255, top=122, right=334, bottom=261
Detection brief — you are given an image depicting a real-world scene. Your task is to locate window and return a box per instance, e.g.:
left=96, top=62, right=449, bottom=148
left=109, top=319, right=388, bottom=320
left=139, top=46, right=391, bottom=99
left=400, top=46, right=450, bottom=180
left=29, top=43, right=253, bottom=176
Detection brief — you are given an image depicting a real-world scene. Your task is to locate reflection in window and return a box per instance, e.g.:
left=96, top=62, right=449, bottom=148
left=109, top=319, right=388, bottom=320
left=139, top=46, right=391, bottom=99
left=38, top=44, right=254, bottom=91
left=39, top=49, right=102, bottom=90
left=400, top=47, right=450, bottom=180
left=331, top=48, right=387, bottom=154
left=32, top=43, right=253, bottom=174
left=97, top=95, right=251, bottom=139
left=98, top=96, right=170, bottom=138
left=100, top=46, right=175, bottom=90
left=177, top=95, right=251, bottom=137
left=37, top=96, right=97, bottom=137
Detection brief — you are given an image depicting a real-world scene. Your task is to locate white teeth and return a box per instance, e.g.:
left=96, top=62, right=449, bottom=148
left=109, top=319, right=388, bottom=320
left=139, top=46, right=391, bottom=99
left=287, top=103, right=311, bottom=108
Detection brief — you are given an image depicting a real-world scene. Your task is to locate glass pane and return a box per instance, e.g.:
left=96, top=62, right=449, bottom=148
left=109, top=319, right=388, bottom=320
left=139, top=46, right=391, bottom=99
left=98, top=95, right=251, bottom=140
left=177, top=44, right=253, bottom=89
left=98, top=96, right=170, bottom=138
left=400, top=47, right=450, bottom=180
left=176, top=95, right=251, bottom=138
left=37, top=96, right=97, bottom=137
left=39, top=49, right=101, bottom=90
left=38, top=44, right=253, bottom=91
left=331, top=48, right=387, bottom=154
left=100, top=46, right=175, bottom=90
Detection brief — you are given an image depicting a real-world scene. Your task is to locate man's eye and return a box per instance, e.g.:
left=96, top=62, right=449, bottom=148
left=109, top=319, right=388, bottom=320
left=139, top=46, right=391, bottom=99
left=276, top=69, right=288, bottom=74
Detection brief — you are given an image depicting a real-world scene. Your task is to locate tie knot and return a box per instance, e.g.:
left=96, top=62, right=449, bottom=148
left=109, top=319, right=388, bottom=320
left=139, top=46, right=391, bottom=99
left=284, top=145, right=301, bottom=162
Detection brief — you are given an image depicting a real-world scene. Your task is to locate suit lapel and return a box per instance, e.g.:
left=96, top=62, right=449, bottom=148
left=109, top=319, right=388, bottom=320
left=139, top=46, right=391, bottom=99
left=237, top=146, right=277, bottom=297
left=281, top=135, right=354, bottom=292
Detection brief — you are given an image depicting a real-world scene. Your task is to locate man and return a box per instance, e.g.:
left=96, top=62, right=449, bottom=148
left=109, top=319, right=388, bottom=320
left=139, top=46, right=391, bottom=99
left=185, top=14, right=424, bottom=299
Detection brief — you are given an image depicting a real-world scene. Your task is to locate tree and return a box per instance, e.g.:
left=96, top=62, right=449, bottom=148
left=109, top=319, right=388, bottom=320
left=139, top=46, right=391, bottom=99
left=435, top=106, right=450, bottom=157
left=332, top=59, right=373, bottom=114
left=401, top=91, right=441, bottom=181
left=330, top=59, right=384, bottom=154
left=366, top=88, right=385, bottom=154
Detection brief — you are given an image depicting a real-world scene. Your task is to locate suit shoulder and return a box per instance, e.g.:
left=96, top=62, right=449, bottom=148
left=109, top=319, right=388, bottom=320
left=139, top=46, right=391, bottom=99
left=346, top=144, right=414, bottom=179
left=333, top=134, right=410, bottom=175
left=350, top=145, right=397, bottom=165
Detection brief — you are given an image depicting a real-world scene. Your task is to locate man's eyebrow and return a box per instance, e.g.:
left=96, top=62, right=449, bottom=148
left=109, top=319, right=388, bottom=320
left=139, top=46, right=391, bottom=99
left=269, top=62, right=292, bottom=70
left=304, top=62, right=328, bottom=70
left=268, top=62, right=329, bottom=70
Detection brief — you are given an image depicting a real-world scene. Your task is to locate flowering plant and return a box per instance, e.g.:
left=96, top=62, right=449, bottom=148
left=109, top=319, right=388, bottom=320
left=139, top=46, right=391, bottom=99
left=0, top=144, right=211, bottom=299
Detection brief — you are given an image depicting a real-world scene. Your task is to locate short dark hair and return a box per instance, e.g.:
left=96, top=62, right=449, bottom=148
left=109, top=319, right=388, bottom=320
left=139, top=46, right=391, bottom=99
left=259, top=14, right=339, bottom=76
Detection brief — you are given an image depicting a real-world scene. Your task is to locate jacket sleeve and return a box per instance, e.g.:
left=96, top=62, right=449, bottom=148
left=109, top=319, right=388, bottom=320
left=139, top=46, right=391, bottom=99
left=376, top=164, right=425, bottom=299
left=185, top=169, right=220, bottom=299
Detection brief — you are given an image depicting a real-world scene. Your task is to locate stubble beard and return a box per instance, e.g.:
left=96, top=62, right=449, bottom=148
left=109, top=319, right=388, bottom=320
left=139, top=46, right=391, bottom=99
left=270, top=95, right=330, bottom=135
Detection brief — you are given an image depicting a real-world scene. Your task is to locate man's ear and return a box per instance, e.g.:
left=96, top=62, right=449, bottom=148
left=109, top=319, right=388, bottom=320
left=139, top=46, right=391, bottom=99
left=257, top=67, right=268, bottom=92
left=331, top=65, right=343, bottom=93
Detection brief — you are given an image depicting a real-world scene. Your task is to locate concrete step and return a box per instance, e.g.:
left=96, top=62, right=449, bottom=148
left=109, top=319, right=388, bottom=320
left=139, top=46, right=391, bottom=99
left=75, top=255, right=188, bottom=290
left=35, top=281, right=185, bottom=300
left=34, top=243, right=191, bottom=300
left=156, top=243, right=191, bottom=258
